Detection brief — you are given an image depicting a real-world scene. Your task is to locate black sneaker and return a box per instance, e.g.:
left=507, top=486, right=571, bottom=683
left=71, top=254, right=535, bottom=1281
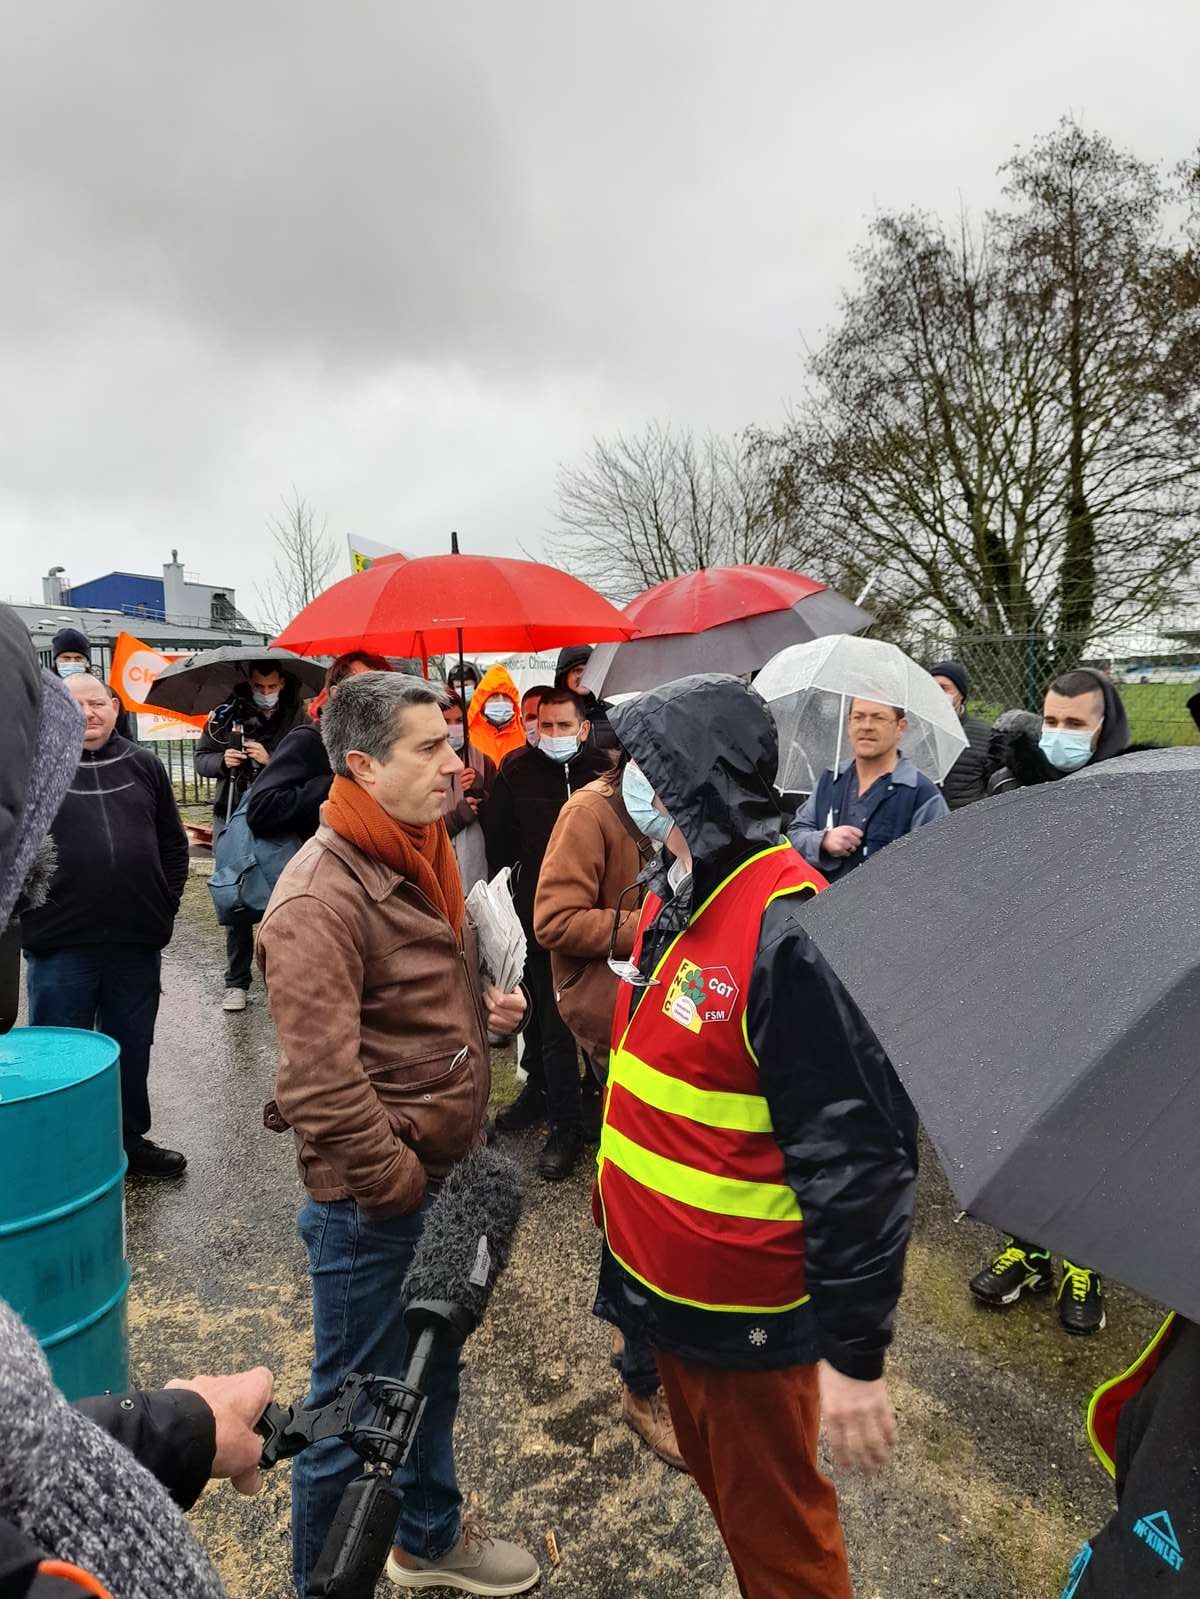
left=494, top=1080, right=547, bottom=1134
left=968, top=1241, right=1053, bottom=1307
left=125, top=1136, right=187, bottom=1181
left=537, top=1124, right=583, bottom=1182
left=1058, top=1262, right=1105, bottom=1336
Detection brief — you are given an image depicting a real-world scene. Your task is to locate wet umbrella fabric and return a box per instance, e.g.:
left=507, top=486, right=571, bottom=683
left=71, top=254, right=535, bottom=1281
left=269, top=552, right=632, bottom=658
left=754, top=634, right=967, bottom=791
left=796, top=746, right=1200, bottom=1320
left=582, top=566, right=869, bottom=697
left=144, top=645, right=327, bottom=715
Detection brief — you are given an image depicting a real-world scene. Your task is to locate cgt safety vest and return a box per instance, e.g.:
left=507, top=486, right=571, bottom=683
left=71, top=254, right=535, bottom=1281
left=597, top=843, right=824, bottom=1317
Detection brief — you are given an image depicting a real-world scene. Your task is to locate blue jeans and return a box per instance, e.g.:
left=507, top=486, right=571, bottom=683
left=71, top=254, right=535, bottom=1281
left=24, top=943, right=162, bottom=1141
left=292, top=1197, right=462, bottom=1596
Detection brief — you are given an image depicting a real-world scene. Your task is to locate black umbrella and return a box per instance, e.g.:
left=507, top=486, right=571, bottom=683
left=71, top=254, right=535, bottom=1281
left=144, top=645, right=328, bottom=715
left=796, top=747, right=1200, bottom=1319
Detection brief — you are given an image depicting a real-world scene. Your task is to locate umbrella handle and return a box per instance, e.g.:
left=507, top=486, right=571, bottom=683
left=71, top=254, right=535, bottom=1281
left=833, top=693, right=846, bottom=775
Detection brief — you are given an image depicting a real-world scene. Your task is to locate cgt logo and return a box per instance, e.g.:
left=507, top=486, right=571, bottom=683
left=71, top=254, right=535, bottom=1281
left=698, top=966, right=740, bottom=1023
left=120, top=649, right=171, bottom=694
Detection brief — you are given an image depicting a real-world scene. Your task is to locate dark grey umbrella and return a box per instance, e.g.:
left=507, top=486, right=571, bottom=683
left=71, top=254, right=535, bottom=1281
left=583, top=588, right=871, bottom=697
left=144, top=645, right=328, bottom=715
left=796, top=746, right=1200, bottom=1318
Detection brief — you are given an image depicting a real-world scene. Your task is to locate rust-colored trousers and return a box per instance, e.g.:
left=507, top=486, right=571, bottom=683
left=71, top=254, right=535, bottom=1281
left=656, top=1354, right=854, bottom=1599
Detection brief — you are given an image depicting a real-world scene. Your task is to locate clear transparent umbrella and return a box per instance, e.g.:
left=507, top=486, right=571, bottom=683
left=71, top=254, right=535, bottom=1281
left=754, top=634, right=967, bottom=791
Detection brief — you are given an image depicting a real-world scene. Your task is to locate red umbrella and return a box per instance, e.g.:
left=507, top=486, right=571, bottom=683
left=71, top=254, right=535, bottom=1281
left=584, top=565, right=871, bottom=696
left=623, top=565, right=828, bottom=635
left=271, top=552, right=633, bottom=658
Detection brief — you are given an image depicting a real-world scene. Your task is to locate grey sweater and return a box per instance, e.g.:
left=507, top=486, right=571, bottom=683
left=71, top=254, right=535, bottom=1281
left=0, top=1298, right=225, bottom=1598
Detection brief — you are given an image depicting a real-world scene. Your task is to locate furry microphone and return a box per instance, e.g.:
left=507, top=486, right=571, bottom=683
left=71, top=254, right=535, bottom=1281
left=398, top=1147, right=524, bottom=1341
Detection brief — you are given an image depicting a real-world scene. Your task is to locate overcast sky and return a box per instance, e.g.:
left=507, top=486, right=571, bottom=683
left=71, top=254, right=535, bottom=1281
left=1, top=1, right=1196, bottom=624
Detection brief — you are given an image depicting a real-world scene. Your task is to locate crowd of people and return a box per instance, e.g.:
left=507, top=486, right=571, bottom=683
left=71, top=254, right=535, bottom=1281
left=3, top=600, right=1198, bottom=1599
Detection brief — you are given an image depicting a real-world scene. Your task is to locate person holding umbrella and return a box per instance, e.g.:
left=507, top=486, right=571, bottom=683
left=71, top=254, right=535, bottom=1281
left=194, top=661, right=306, bottom=1011
left=788, top=699, right=949, bottom=882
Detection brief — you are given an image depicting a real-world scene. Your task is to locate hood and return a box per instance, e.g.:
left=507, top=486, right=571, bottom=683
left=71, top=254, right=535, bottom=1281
left=51, top=625, right=92, bottom=663
left=448, top=658, right=482, bottom=687
left=1, top=605, right=85, bottom=925
left=607, top=674, right=782, bottom=887
left=466, top=663, right=521, bottom=731
left=1073, top=669, right=1130, bottom=766
left=555, top=644, right=593, bottom=686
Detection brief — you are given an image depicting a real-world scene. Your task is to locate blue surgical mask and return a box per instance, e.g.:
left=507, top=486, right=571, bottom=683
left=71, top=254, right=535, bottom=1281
left=1039, top=726, right=1095, bottom=773
left=524, top=717, right=540, bottom=746
left=541, top=733, right=580, bottom=764
left=57, top=662, right=88, bottom=678
left=446, top=723, right=465, bottom=752
left=253, top=689, right=281, bottom=710
left=483, top=699, right=515, bottom=727
left=622, top=763, right=674, bottom=844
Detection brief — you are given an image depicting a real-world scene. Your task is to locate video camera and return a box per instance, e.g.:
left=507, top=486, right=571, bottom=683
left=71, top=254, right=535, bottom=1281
left=206, top=685, right=268, bottom=748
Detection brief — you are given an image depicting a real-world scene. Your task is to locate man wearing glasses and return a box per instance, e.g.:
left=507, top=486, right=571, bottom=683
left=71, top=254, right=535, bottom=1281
left=788, top=698, right=948, bottom=882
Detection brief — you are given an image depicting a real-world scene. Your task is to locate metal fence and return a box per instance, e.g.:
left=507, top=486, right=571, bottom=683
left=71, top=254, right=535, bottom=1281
left=905, top=626, right=1200, bottom=748
left=148, top=739, right=215, bottom=809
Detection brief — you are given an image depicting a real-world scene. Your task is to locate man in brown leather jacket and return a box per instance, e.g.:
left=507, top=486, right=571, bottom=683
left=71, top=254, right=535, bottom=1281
left=257, top=671, right=539, bottom=1599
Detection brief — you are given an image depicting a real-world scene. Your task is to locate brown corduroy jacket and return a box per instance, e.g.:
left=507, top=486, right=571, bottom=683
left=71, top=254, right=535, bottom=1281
left=533, top=775, right=652, bottom=1062
left=258, top=824, right=490, bottom=1218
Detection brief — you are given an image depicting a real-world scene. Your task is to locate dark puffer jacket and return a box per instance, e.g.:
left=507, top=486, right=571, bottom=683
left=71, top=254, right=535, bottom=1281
left=941, top=711, right=995, bottom=809
left=594, top=675, right=916, bottom=1379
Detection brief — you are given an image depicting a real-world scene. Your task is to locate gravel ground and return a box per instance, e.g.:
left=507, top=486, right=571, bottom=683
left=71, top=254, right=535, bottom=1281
left=117, top=878, right=1157, bottom=1597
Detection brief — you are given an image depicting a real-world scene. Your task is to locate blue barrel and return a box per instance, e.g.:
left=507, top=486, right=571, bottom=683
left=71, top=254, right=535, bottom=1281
left=0, top=1028, right=130, bottom=1400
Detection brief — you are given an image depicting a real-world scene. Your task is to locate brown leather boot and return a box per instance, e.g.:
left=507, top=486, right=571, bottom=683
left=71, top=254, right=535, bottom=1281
left=621, top=1387, right=688, bottom=1472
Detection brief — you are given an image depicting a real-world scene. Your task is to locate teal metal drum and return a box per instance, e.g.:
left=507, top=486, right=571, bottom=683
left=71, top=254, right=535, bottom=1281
left=0, top=1028, right=130, bottom=1400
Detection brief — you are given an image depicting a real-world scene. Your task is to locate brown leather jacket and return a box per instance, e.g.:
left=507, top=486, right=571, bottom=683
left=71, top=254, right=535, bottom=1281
left=257, top=824, right=490, bottom=1218
left=533, top=775, right=651, bottom=1062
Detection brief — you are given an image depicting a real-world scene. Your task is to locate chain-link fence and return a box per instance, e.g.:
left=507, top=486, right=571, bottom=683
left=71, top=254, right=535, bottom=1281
left=905, top=624, right=1200, bottom=747
left=149, top=738, right=215, bottom=809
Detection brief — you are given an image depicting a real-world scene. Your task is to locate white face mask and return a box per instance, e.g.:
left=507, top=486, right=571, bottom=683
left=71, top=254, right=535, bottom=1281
left=524, top=717, right=540, bottom=746
left=446, top=723, right=465, bottom=752
left=541, top=733, right=580, bottom=764
left=252, top=689, right=281, bottom=710
left=57, top=661, right=88, bottom=678
left=483, top=699, right=515, bottom=727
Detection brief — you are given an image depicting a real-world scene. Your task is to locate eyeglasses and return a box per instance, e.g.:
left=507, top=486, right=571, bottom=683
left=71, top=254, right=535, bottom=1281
left=606, top=882, right=660, bottom=988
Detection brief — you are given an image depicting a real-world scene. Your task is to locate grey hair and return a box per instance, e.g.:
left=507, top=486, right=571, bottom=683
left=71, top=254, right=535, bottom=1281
left=321, top=671, right=448, bottom=775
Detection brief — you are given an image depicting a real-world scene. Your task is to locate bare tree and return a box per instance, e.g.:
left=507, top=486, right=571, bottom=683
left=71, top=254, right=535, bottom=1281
left=551, top=423, right=800, bottom=602
left=256, top=489, right=338, bottom=634
left=763, top=119, right=1200, bottom=664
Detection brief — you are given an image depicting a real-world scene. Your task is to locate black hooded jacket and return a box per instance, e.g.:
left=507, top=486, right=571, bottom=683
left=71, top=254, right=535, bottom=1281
left=990, top=670, right=1131, bottom=794
left=554, top=644, right=618, bottom=753
left=193, top=681, right=306, bottom=824
left=595, top=674, right=916, bottom=1379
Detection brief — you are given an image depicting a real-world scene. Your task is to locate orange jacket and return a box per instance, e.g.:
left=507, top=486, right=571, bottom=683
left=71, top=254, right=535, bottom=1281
left=466, top=665, right=526, bottom=767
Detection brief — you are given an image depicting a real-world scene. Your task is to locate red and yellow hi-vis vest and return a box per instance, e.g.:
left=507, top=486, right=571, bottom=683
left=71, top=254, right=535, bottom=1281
left=597, top=843, right=825, bottom=1316
left=1086, top=1312, right=1178, bottom=1477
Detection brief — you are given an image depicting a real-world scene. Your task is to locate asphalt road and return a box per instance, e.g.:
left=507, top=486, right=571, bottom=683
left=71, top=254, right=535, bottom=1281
left=118, top=878, right=1159, bottom=1598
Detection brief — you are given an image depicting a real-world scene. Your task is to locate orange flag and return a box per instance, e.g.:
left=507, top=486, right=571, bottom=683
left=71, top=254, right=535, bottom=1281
left=109, top=632, right=207, bottom=727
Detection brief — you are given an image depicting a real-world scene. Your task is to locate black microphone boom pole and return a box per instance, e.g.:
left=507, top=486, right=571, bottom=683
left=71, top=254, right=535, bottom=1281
left=256, top=1149, right=524, bottom=1598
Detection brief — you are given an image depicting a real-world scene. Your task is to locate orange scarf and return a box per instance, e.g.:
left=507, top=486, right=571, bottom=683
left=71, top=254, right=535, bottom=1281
left=323, top=775, right=465, bottom=941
